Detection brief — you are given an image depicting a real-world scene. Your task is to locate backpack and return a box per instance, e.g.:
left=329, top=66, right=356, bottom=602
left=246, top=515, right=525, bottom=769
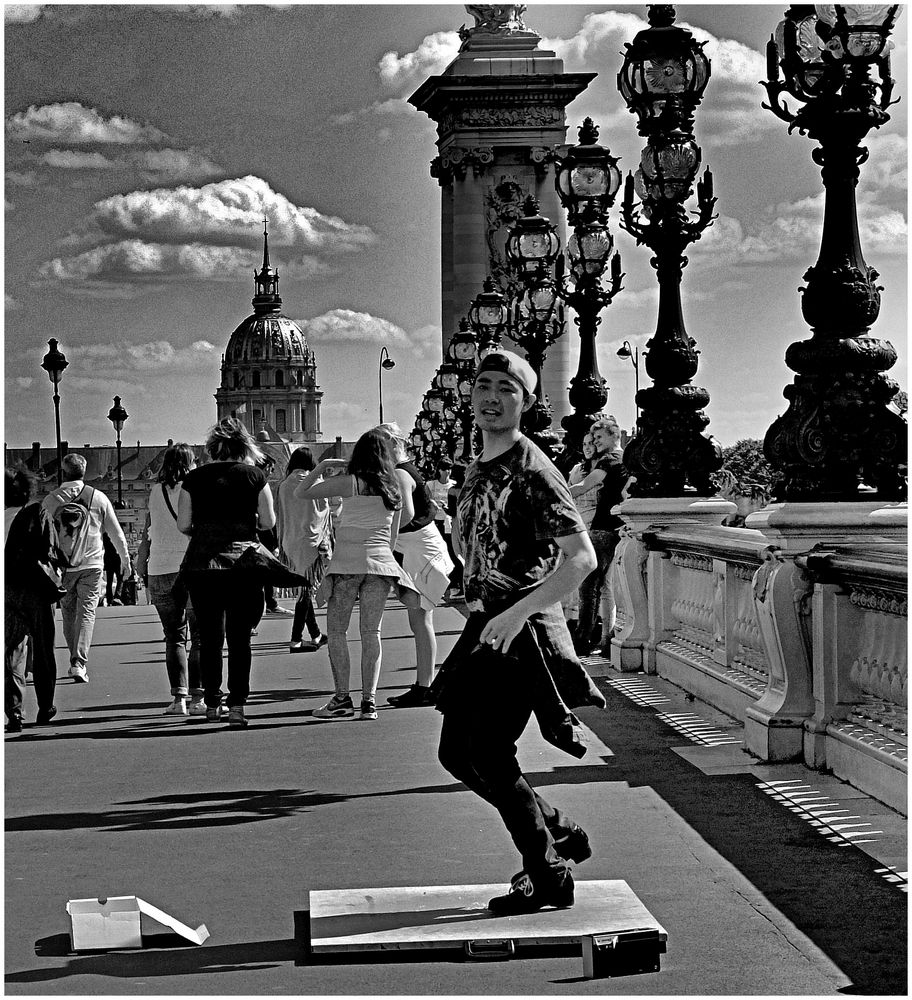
left=52, top=485, right=96, bottom=569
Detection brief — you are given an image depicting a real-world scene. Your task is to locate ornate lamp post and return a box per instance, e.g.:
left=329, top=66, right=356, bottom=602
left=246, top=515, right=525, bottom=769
left=467, top=276, right=509, bottom=357
left=617, top=340, right=641, bottom=421
left=106, top=395, right=129, bottom=509
left=618, top=4, right=721, bottom=496
left=378, top=347, right=396, bottom=424
left=40, top=338, right=68, bottom=486
left=551, top=120, right=624, bottom=459
left=762, top=3, right=905, bottom=500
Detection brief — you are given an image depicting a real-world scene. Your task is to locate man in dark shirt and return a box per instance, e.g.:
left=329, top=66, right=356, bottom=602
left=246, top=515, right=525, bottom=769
left=433, top=350, right=604, bottom=915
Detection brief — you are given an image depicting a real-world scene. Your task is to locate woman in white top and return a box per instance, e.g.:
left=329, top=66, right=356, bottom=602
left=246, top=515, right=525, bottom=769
left=140, top=443, right=202, bottom=716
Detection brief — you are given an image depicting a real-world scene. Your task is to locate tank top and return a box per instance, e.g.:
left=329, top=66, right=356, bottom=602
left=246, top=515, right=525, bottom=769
left=397, top=461, right=435, bottom=533
left=325, top=478, right=408, bottom=583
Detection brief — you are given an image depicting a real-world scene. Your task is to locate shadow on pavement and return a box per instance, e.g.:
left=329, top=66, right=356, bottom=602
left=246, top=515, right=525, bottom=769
left=578, top=684, right=908, bottom=996
left=7, top=935, right=296, bottom=984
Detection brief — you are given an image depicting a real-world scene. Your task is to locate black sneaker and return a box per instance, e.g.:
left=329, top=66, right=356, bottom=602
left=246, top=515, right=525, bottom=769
left=488, top=868, right=574, bottom=916
left=6, top=714, right=23, bottom=734
left=387, top=684, right=435, bottom=708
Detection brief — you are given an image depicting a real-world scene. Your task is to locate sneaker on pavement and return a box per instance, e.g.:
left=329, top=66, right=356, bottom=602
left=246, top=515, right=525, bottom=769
left=6, top=714, right=23, bottom=733
left=205, top=705, right=226, bottom=722
left=188, top=698, right=207, bottom=716
left=289, top=640, right=305, bottom=652
left=163, top=697, right=188, bottom=716
left=35, top=706, right=58, bottom=726
left=227, top=706, right=248, bottom=728
left=387, top=684, right=435, bottom=708
left=313, top=695, right=354, bottom=720
left=488, top=868, right=574, bottom=916
left=359, top=699, right=378, bottom=721
left=313, top=633, right=328, bottom=649
left=68, top=664, right=89, bottom=683
left=265, top=606, right=294, bottom=617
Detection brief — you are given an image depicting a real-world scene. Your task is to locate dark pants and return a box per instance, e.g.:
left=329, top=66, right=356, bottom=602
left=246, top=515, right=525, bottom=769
left=263, top=583, right=278, bottom=613
left=5, top=591, right=57, bottom=721
left=577, top=528, right=620, bottom=649
left=291, top=587, right=320, bottom=643
left=186, top=572, right=264, bottom=708
left=437, top=645, right=571, bottom=878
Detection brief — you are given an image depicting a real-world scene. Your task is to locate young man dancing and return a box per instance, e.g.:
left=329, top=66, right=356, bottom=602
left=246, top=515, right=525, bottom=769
left=432, top=350, right=606, bottom=915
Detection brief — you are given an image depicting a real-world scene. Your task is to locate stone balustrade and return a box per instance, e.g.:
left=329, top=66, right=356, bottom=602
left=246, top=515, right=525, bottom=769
left=609, top=507, right=907, bottom=814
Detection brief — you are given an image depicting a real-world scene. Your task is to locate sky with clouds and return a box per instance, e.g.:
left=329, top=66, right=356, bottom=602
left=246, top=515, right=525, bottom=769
left=5, top=3, right=907, bottom=450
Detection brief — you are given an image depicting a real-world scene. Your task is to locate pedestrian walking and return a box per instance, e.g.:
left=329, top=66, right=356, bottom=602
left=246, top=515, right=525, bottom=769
left=43, top=453, right=131, bottom=684
left=427, top=459, right=463, bottom=599
left=275, top=446, right=332, bottom=653
left=569, top=417, right=627, bottom=656
left=564, top=431, right=599, bottom=637
left=375, top=424, right=454, bottom=708
left=101, top=533, right=123, bottom=607
left=431, top=350, right=605, bottom=915
left=294, top=429, right=416, bottom=722
left=177, top=418, right=277, bottom=729
left=136, top=443, right=204, bottom=717
left=5, top=469, right=66, bottom=732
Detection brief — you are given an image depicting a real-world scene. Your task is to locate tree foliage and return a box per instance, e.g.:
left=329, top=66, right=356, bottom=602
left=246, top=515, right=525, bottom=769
left=714, top=439, right=775, bottom=503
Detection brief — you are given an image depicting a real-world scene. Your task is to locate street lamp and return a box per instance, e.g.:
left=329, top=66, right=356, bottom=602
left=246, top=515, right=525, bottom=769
left=40, top=338, right=68, bottom=486
left=618, top=5, right=721, bottom=497
left=617, top=340, right=640, bottom=420
left=550, top=119, right=625, bottom=458
left=378, top=347, right=396, bottom=424
left=107, top=395, right=128, bottom=509
left=467, top=276, right=509, bottom=356
left=761, top=3, right=905, bottom=500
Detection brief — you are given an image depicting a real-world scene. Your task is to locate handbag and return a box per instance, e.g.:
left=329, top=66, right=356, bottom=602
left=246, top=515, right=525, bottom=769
left=233, top=541, right=309, bottom=588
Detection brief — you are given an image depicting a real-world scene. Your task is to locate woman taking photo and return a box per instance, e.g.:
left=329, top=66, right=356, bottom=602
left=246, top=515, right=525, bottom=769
left=375, top=423, right=453, bottom=708
left=275, top=446, right=333, bottom=653
left=177, top=418, right=276, bottom=729
left=569, top=416, right=627, bottom=656
left=139, top=443, right=203, bottom=716
left=295, top=429, right=415, bottom=722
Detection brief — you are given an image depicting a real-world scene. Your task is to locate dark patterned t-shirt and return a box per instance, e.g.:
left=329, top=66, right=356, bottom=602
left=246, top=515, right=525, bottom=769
left=456, top=436, right=585, bottom=606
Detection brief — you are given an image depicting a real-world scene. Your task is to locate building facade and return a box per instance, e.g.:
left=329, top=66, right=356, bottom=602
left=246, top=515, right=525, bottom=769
left=215, top=225, right=323, bottom=443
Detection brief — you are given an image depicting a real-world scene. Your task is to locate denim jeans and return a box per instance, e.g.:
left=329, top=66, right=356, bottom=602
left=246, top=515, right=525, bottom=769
left=577, top=529, right=620, bottom=649
left=185, top=571, right=264, bottom=708
left=60, top=567, right=104, bottom=667
left=325, top=573, right=391, bottom=702
left=437, top=647, right=572, bottom=878
left=148, top=572, right=201, bottom=697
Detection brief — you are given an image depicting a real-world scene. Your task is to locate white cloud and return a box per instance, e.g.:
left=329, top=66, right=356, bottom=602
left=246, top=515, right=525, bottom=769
left=41, top=150, right=118, bottom=169
left=330, top=98, right=416, bottom=127
left=378, top=30, right=460, bottom=89
left=5, top=4, right=292, bottom=24
left=16, top=377, right=33, bottom=388
left=303, top=309, right=412, bottom=347
left=6, top=102, right=167, bottom=146
left=5, top=5, right=43, bottom=23
left=84, top=175, right=374, bottom=252
left=5, top=170, right=37, bottom=186
left=65, top=339, right=219, bottom=377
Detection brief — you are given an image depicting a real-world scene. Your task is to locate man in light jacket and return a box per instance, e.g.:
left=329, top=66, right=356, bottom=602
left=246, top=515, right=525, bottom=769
left=42, top=454, right=131, bottom=683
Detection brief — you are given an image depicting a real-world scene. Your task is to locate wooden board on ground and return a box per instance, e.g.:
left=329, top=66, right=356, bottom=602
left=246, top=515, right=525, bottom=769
left=308, top=880, right=666, bottom=955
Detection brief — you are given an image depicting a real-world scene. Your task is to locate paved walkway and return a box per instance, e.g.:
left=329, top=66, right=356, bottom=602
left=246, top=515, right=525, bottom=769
left=5, top=600, right=907, bottom=995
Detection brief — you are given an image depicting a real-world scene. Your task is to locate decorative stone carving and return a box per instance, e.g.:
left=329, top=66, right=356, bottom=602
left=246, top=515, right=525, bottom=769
left=461, top=4, right=528, bottom=39
left=484, top=176, right=529, bottom=294
left=745, top=547, right=815, bottom=761
left=670, top=550, right=713, bottom=573
left=431, top=146, right=496, bottom=184
left=849, top=586, right=908, bottom=617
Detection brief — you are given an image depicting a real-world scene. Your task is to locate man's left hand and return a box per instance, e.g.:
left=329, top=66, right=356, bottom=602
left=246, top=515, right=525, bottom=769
left=480, top=606, right=529, bottom=655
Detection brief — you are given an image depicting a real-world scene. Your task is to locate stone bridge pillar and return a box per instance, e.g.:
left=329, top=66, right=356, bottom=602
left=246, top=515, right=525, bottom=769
left=409, top=5, right=594, bottom=424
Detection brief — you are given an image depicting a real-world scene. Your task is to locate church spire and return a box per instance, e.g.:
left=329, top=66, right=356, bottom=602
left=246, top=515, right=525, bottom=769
left=253, top=215, right=281, bottom=314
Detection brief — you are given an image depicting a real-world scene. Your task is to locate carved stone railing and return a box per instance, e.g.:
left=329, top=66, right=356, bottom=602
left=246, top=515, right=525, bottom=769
left=610, top=511, right=907, bottom=814
left=638, top=526, right=772, bottom=719
left=800, top=544, right=907, bottom=811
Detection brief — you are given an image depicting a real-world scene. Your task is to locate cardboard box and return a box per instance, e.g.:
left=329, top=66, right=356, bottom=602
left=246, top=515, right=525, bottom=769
left=66, top=896, right=209, bottom=952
